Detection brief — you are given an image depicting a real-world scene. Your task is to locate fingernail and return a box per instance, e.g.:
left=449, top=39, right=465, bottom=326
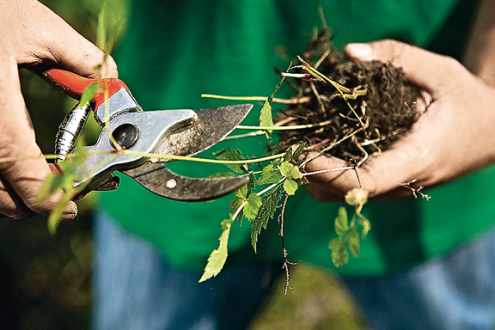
left=62, top=201, right=78, bottom=220
left=346, top=43, right=372, bottom=60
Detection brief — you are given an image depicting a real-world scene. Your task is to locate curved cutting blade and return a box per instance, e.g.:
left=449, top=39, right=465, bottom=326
left=150, top=104, right=253, bottom=162
left=123, top=163, right=249, bottom=201
left=123, top=104, right=253, bottom=201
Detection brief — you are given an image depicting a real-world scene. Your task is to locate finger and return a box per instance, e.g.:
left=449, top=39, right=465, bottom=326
left=0, top=176, right=35, bottom=219
left=303, top=122, right=432, bottom=199
left=344, top=40, right=466, bottom=96
left=23, top=1, right=118, bottom=79
left=0, top=60, right=78, bottom=219
left=304, top=153, right=376, bottom=197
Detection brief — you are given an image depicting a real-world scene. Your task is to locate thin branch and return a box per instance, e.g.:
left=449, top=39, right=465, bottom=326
left=302, top=166, right=354, bottom=177
left=300, top=128, right=361, bottom=167
left=310, top=81, right=326, bottom=114
left=278, top=193, right=296, bottom=295
left=314, top=48, right=331, bottom=69
left=236, top=119, right=332, bottom=131
left=400, top=180, right=431, bottom=200
left=222, top=117, right=298, bottom=141
left=201, top=94, right=311, bottom=105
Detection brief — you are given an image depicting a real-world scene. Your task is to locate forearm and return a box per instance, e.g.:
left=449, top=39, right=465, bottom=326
left=463, top=0, right=495, bottom=85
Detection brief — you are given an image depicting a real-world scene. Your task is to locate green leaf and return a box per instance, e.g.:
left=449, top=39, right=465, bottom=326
left=329, top=238, right=349, bottom=267
left=292, top=142, right=307, bottom=162
left=234, top=185, right=248, bottom=199
left=96, top=0, right=108, bottom=51
left=257, top=164, right=283, bottom=185
left=251, top=186, right=282, bottom=252
left=259, top=70, right=287, bottom=138
left=47, top=193, right=73, bottom=236
left=213, top=148, right=248, bottom=173
left=280, top=161, right=303, bottom=180
left=283, top=179, right=298, bottom=195
left=199, top=219, right=233, bottom=282
left=36, top=173, right=65, bottom=204
left=58, top=160, right=75, bottom=176
left=360, top=215, right=371, bottom=238
left=72, top=138, right=88, bottom=168
left=79, top=82, right=99, bottom=108
left=283, top=147, right=293, bottom=163
left=259, top=100, right=274, bottom=138
left=348, top=226, right=360, bottom=257
left=248, top=172, right=256, bottom=194
left=335, top=206, right=349, bottom=237
left=244, top=194, right=262, bottom=221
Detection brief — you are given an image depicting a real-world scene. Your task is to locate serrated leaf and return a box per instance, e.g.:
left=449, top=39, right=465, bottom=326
left=199, top=219, right=233, bottom=282
left=335, top=206, right=349, bottom=237
left=251, top=186, right=282, bottom=252
left=360, top=216, right=371, bottom=238
left=229, top=198, right=244, bottom=225
left=292, top=142, right=307, bottom=162
left=348, top=226, right=360, bottom=257
left=329, top=238, right=349, bottom=267
left=283, top=179, right=298, bottom=195
left=259, top=100, right=274, bottom=138
left=244, top=194, right=262, bottom=221
left=213, top=148, right=247, bottom=173
left=283, top=147, right=293, bottom=163
left=234, top=185, right=248, bottom=199
left=257, top=164, right=283, bottom=185
left=259, top=70, right=287, bottom=138
left=280, top=161, right=303, bottom=180
left=248, top=172, right=256, bottom=194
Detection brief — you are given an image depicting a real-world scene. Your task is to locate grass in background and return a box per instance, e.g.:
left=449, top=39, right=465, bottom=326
left=250, top=264, right=369, bottom=330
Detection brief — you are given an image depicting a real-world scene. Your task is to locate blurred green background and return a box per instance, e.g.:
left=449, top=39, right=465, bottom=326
left=5, top=1, right=368, bottom=329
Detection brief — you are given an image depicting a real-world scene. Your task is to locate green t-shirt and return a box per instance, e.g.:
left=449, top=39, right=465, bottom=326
left=100, top=0, right=494, bottom=276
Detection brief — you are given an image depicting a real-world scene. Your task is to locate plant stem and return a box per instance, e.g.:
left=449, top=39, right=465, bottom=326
left=302, top=166, right=354, bottom=176
left=201, top=94, right=310, bottom=105
left=0, top=150, right=286, bottom=167
left=237, top=119, right=332, bottom=131
left=300, top=128, right=361, bottom=167
left=122, top=149, right=286, bottom=165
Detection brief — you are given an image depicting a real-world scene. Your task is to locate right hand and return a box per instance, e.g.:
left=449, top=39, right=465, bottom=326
left=0, top=0, right=118, bottom=219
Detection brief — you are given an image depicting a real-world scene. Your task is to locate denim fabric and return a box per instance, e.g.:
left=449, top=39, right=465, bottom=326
left=344, top=227, right=495, bottom=330
left=93, top=212, right=281, bottom=330
left=93, top=212, right=495, bottom=330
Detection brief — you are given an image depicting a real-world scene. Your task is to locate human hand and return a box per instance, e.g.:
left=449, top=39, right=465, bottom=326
left=0, top=0, right=118, bottom=219
left=304, top=39, right=495, bottom=201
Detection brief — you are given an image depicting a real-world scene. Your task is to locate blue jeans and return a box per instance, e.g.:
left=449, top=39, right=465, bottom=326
left=93, top=212, right=495, bottom=330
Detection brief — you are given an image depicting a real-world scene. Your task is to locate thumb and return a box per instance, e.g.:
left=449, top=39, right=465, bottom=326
left=344, top=39, right=465, bottom=95
left=30, top=1, right=118, bottom=79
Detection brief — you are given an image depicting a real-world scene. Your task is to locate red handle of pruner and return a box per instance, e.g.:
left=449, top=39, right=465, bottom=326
left=36, top=66, right=130, bottom=109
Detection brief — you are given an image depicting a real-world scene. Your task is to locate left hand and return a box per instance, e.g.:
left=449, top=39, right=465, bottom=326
left=304, top=39, right=495, bottom=201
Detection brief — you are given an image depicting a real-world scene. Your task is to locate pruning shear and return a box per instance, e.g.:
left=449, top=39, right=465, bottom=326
left=38, top=66, right=252, bottom=202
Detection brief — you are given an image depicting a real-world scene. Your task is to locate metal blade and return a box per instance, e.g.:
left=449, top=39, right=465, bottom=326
left=150, top=104, right=252, bottom=162
left=123, top=163, right=249, bottom=201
